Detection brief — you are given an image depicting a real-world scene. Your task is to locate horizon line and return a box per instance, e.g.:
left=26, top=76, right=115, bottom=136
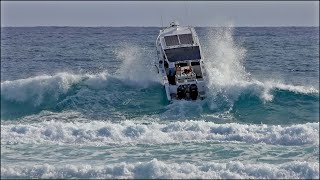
left=1, top=25, right=319, bottom=28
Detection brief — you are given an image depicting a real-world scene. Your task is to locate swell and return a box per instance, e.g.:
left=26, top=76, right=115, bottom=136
left=1, top=71, right=318, bottom=122
left=1, top=72, right=167, bottom=120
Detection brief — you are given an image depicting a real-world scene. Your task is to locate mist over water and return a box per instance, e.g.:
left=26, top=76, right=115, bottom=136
left=1, top=26, right=319, bottom=179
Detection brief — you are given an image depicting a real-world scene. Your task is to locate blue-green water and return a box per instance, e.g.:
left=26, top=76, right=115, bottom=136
left=1, top=26, right=319, bottom=179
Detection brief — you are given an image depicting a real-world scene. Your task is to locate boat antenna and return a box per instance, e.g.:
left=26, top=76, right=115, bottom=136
left=184, top=1, right=190, bottom=26
left=161, top=15, right=164, bottom=29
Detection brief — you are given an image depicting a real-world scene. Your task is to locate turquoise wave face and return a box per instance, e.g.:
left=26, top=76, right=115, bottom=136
left=231, top=89, right=319, bottom=124
left=1, top=71, right=318, bottom=125
left=0, top=73, right=167, bottom=120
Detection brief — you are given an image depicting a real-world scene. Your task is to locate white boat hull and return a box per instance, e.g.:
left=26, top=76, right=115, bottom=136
left=155, top=22, right=207, bottom=102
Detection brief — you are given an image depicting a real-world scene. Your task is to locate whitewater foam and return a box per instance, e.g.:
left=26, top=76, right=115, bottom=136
left=1, top=120, right=318, bottom=146
left=1, top=159, right=318, bottom=179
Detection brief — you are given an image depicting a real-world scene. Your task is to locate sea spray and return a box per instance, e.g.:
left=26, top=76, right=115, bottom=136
left=114, top=43, right=158, bottom=88
left=202, top=25, right=255, bottom=111
left=202, top=25, right=319, bottom=112
left=203, top=25, right=248, bottom=87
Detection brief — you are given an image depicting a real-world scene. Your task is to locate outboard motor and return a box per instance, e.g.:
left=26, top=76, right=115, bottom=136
left=189, top=84, right=198, bottom=100
left=177, top=85, right=186, bottom=99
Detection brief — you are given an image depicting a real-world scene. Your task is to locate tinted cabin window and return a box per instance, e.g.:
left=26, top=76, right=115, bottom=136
left=191, top=62, right=200, bottom=66
left=179, top=34, right=193, bottom=44
left=165, top=46, right=201, bottom=62
left=177, top=63, right=188, bottom=67
left=164, top=35, right=179, bottom=46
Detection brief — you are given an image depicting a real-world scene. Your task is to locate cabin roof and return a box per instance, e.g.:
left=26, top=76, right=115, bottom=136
left=160, top=25, right=193, bottom=37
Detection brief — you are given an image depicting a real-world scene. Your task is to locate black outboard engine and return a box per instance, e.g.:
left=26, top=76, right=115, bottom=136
left=177, top=85, right=186, bottom=99
left=189, top=84, right=198, bottom=100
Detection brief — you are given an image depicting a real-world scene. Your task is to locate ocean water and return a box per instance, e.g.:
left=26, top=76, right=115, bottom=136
left=1, top=26, right=319, bottom=179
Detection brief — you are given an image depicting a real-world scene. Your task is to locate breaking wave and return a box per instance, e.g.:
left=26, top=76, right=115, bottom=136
left=0, top=70, right=318, bottom=121
left=0, top=70, right=166, bottom=120
left=1, top=159, right=318, bottom=179
left=202, top=25, right=319, bottom=111
left=1, top=72, right=110, bottom=119
left=2, top=120, right=318, bottom=146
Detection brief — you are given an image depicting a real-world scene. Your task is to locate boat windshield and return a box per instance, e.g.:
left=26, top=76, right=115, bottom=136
left=164, top=46, right=201, bottom=62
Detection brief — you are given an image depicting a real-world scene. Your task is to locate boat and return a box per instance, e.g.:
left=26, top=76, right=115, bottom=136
left=155, top=21, right=206, bottom=101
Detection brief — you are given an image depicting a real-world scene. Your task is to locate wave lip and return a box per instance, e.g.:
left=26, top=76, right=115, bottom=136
left=268, top=81, right=319, bottom=94
left=1, top=159, right=318, bottom=179
left=1, top=120, right=318, bottom=146
left=253, top=80, right=319, bottom=101
left=1, top=72, right=84, bottom=106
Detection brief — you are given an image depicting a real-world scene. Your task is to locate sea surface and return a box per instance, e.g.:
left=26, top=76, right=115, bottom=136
left=1, top=26, right=319, bottom=179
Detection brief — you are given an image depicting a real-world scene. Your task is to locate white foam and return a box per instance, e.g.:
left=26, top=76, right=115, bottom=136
left=1, top=120, right=318, bottom=146
left=1, top=159, right=318, bottom=179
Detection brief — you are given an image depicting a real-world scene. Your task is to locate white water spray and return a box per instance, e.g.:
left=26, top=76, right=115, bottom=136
left=202, top=24, right=318, bottom=109
left=204, top=25, right=249, bottom=87
left=115, top=43, right=158, bottom=88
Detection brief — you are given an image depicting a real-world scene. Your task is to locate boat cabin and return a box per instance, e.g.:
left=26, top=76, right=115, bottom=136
left=156, top=22, right=206, bottom=101
left=156, top=22, right=204, bottom=85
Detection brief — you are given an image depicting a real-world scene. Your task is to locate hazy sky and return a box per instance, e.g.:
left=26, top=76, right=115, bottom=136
left=1, top=1, right=319, bottom=27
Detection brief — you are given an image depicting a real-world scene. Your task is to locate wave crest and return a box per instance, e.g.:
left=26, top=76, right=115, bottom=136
left=1, top=159, right=318, bottom=179
left=1, top=72, right=84, bottom=106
